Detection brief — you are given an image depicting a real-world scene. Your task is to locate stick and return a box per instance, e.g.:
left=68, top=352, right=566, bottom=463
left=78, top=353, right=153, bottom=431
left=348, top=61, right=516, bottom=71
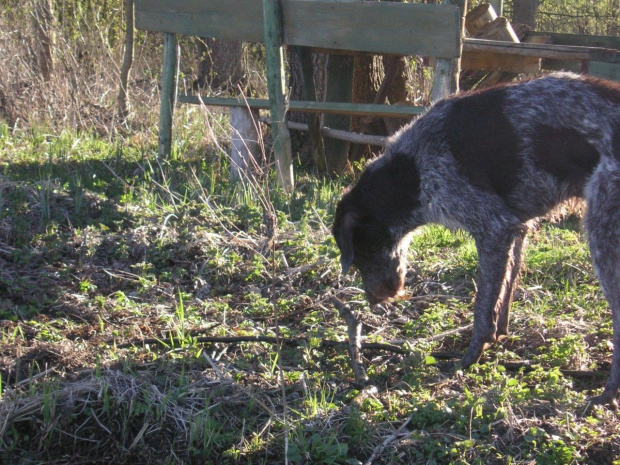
left=330, top=296, right=369, bottom=383
left=363, top=414, right=414, bottom=465
left=115, top=334, right=406, bottom=354
left=261, top=117, right=387, bottom=146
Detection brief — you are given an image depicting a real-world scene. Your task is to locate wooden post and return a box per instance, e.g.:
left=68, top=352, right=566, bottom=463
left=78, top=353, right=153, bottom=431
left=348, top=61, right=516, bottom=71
left=159, top=33, right=179, bottom=158
left=431, top=0, right=467, bottom=101
left=263, top=0, right=294, bottom=193
left=230, top=107, right=262, bottom=182
left=466, top=3, right=498, bottom=36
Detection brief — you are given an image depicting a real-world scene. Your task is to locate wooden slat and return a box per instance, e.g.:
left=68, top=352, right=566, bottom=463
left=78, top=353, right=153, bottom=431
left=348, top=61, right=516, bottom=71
left=135, top=0, right=264, bottom=43
left=282, top=0, right=461, bottom=58
left=177, top=95, right=428, bottom=118
left=462, top=51, right=540, bottom=73
left=135, top=0, right=461, bottom=58
left=463, top=38, right=620, bottom=63
left=528, top=31, right=620, bottom=50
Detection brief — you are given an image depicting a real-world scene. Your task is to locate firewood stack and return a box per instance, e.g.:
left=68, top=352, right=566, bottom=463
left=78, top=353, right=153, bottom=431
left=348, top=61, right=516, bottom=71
left=460, top=3, right=540, bottom=90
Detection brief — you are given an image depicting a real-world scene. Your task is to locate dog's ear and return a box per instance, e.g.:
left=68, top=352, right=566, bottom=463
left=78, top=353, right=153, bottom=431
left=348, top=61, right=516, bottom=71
left=338, top=211, right=357, bottom=274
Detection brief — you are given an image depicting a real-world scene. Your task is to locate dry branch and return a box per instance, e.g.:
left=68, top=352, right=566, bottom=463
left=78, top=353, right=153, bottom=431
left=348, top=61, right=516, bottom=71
left=115, top=333, right=406, bottom=354
left=261, top=116, right=387, bottom=146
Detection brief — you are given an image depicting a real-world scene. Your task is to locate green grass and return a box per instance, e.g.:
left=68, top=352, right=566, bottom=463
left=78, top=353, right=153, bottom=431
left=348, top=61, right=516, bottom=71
left=1, top=121, right=619, bottom=464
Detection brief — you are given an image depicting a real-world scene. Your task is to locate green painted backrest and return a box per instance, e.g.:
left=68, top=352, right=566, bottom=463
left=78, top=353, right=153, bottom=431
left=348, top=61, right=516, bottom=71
left=135, top=0, right=462, bottom=59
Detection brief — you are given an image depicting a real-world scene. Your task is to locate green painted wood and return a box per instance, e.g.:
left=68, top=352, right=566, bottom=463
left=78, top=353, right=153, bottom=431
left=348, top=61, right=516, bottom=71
left=263, top=0, right=294, bottom=192
left=158, top=33, right=178, bottom=158
left=135, top=0, right=264, bottom=43
left=528, top=31, right=620, bottom=50
left=135, top=0, right=461, bottom=58
left=282, top=0, right=461, bottom=58
left=177, top=95, right=428, bottom=117
left=588, top=61, right=620, bottom=81
left=294, top=46, right=326, bottom=171
left=431, top=0, right=466, bottom=100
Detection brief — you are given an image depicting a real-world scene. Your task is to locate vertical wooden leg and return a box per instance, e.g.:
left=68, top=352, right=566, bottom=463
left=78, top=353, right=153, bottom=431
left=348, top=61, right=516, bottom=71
left=431, top=0, right=467, bottom=101
left=158, top=33, right=179, bottom=159
left=230, top=107, right=261, bottom=183
left=263, top=0, right=294, bottom=193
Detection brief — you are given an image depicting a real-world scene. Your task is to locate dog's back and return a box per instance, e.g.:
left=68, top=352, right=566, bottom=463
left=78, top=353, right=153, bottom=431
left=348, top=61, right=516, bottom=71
left=384, top=73, right=620, bottom=226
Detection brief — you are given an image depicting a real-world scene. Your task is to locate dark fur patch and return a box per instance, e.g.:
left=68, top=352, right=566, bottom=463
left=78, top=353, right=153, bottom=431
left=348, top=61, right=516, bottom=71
left=444, top=88, right=523, bottom=199
left=532, top=125, right=600, bottom=187
left=349, top=152, right=422, bottom=227
left=613, top=121, right=620, bottom=162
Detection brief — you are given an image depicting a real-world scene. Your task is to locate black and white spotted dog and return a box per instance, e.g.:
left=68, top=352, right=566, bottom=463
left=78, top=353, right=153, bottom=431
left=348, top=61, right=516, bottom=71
left=333, top=72, right=620, bottom=407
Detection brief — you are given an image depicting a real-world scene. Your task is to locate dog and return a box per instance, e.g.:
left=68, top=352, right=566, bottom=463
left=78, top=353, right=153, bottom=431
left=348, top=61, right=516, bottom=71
left=332, top=72, right=620, bottom=407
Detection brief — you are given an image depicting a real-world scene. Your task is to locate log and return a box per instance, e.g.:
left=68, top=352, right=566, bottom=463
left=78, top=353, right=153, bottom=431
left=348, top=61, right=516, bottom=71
left=465, top=3, right=497, bottom=36
left=475, top=16, right=520, bottom=42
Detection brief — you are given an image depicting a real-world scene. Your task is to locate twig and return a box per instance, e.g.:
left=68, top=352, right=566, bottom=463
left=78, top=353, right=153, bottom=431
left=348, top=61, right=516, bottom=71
left=363, top=414, right=414, bottom=465
left=390, top=324, right=473, bottom=346
left=116, top=334, right=406, bottom=354
left=330, top=296, right=369, bottom=383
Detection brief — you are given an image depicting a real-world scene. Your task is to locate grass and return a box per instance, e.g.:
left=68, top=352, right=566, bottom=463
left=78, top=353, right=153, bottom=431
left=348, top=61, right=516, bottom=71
left=1, top=117, right=620, bottom=465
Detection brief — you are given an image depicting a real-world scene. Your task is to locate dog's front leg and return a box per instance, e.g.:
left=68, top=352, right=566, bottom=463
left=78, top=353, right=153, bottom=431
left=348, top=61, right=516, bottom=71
left=462, top=227, right=526, bottom=368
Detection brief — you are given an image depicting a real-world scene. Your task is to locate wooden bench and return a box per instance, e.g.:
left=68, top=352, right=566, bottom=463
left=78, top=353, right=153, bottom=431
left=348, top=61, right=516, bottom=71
left=136, top=0, right=619, bottom=193
left=135, top=0, right=464, bottom=191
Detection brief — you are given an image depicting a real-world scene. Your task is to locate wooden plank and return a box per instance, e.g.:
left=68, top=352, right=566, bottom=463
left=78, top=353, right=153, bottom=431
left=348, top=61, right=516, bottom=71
left=462, top=50, right=540, bottom=73
left=528, top=31, right=620, bottom=50
left=135, top=0, right=264, bottom=43
left=463, top=38, right=620, bottom=63
left=263, top=0, right=294, bottom=193
left=136, top=0, right=461, bottom=58
left=177, top=95, right=429, bottom=118
left=158, top=33, right=178, bottom=158
left=283, top=0, right=461, bottom=58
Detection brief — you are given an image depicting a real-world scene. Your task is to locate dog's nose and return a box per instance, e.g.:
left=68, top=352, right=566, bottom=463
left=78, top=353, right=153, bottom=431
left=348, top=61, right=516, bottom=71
left=366, top=278, right=405, bottom=304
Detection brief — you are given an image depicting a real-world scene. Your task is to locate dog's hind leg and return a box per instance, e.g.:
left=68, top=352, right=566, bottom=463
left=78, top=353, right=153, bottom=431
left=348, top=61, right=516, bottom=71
left=584, top=161, right=620, bottom=408
left=496, top=228, right=528, bottom=339
left=462, top=223, right=528, bottom=368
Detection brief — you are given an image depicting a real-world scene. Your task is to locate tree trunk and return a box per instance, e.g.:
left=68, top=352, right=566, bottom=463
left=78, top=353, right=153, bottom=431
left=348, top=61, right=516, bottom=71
left=512, top=0, right=539, bottom=29
left=33, top=0, right=55, bottom=82
left=195, top=39, right=244, bottom=93
left=350, top=54, right=384, bottom=161
left=117, top=0, right=134, bottom=123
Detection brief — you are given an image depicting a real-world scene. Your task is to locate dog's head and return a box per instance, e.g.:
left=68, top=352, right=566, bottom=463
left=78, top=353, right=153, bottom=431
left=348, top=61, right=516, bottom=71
left=332, top=152, right=423, bottom=304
